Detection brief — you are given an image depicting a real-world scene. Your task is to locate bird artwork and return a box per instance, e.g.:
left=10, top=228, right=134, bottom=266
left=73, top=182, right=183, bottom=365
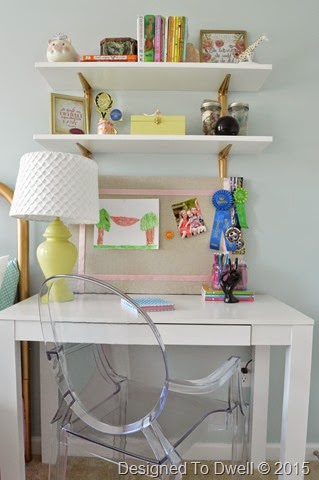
left=237, top=35, right=269, bottom=62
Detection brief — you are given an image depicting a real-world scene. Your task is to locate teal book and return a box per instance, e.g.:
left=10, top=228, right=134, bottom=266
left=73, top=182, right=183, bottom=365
left=121, top=296, right=175, bottom=312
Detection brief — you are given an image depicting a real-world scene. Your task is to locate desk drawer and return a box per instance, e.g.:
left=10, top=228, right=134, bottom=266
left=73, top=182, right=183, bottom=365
left=158, top=325, right=251, bottom=346
left=38, top=323, right=251, bottom=345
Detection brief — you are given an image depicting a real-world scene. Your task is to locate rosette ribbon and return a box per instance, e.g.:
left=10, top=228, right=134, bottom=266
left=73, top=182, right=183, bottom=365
left=233, top=187, right=248, bottom=228
left=210, top=190, right=237, bottom=251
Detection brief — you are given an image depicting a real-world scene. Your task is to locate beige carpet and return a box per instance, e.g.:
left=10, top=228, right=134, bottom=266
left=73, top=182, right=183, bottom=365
left=25, top=457, right=319, bottom=479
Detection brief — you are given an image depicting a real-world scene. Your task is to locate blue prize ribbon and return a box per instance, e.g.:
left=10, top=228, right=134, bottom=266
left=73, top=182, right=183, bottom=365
left=210, top=190, right=233, bottom=250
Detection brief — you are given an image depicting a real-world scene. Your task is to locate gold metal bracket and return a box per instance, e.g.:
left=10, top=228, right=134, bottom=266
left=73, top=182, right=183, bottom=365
left=78, top=72, right=92, bottom=132
left=218, top=144, right=232, bottom=178
left=76, top=73, right=93, bottom=158
left=217, top=74, right=232, bottom=177
left=218, top=73, right=231, bottom=116
left=76, top=142, right=92, bottom=158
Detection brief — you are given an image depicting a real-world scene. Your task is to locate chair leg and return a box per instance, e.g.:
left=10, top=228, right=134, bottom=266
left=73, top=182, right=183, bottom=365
left=143, top=421, right=184, bottom=479
left=50, top=428, right=68, bottom=480
left=231, top=406, right=249, bottom=464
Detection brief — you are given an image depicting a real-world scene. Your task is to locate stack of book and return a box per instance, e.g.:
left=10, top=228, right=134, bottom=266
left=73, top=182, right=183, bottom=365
left=81, top=54, right=137, bottom=62
left=137, top=14, right=188, bottom=62
left=201, top=284, right=255, bottom=302
left=121, top=296, right=175, bottom=312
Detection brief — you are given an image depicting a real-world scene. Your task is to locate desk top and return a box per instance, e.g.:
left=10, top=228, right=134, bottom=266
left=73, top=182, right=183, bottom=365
left=0, top=294, right=314, bottom=326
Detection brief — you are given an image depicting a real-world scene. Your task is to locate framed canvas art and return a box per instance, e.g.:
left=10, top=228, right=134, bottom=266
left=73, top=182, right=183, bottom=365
left=51, top=93, right=89, bottom=134
left=200, top=30, right=247, bottom=63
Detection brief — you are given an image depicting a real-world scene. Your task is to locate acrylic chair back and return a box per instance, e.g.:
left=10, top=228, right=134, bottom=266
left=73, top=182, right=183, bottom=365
left=38, top=274, right=169, bottom=436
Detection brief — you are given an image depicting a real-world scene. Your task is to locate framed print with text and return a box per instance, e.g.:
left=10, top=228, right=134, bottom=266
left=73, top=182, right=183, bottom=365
left=51, top=93, right=89, bottom=134
left=200, top=30, right=247, bottom=63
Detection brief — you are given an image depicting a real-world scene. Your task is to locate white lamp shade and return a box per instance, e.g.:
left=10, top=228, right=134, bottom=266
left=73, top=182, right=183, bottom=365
left=10, top=151, right=99, bottom=224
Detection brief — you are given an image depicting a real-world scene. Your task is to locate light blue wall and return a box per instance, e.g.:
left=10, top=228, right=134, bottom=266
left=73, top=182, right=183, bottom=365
left=1, top=0, right=318, bottom=445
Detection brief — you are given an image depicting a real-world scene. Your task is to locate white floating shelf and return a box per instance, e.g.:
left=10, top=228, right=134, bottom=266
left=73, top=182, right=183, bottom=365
left=35, top=62, right=272, bottom=92
left=33, top=134, right=273, bottom=155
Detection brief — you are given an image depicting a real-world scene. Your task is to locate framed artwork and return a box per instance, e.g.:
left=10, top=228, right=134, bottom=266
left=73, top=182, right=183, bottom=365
left=200, top=30, right=247, bottom=63
left=51, top=93, right=89, bottom=134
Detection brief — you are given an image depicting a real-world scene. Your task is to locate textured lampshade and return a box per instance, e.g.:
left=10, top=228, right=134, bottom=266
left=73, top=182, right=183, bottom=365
left=10, top=151, right=99, bottom=300
left=10, top=151, right=99, bottom=224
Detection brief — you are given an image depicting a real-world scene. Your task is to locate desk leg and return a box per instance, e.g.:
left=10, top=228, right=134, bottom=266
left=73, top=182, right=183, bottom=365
left=280, top=325, right=313, bottom=480
left=0, top=322, right=25, bottom=480
left=249, top=345, right=270, bottom=463
left=40, top=343, right=59, bottom=464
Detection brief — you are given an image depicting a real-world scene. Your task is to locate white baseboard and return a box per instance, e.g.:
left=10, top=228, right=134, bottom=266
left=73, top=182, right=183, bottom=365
left=31, top=436, right=41, bottom=455
left=184, top=442, right=319, bottom=462
left=31, top=435, right=42, bottom=455
left=32, top=436, right=319, bottom=463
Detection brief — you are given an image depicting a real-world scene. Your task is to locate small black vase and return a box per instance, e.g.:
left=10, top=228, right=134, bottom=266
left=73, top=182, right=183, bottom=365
left=214, top=116, right=239, bottom=135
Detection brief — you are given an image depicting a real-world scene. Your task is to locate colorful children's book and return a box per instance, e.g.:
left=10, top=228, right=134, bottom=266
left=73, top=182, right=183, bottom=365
left=144, top=14, right=155, bottom=61
left=201, top=284, right=255, bottom=302
left=81, top=55, right=137, bottom=62
left=166, top=16, right=175, bottom=62
left=173, top=16, right=182, bottom=62
left=163, top=15, right=169, bottom=61
left=121, top=296, right=175, bottom=312
left=137, top=15, right=144, bottom=62
left=202, top=285, right=254, bottom=296
left=180, top=16, right=188, bottom=61
left=204, top=296, right=254, bottom=302
left=154, top=15, right=165, bottom=62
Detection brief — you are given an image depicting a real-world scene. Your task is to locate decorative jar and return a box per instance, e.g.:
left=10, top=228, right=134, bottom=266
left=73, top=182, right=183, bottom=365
left=200, top=100, right=221, bottom=135
left=228, top=102, right=249, bottom=135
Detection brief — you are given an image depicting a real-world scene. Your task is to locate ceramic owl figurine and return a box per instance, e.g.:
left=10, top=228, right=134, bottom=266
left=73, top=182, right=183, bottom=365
left=47, top=33, right=79, bottom=62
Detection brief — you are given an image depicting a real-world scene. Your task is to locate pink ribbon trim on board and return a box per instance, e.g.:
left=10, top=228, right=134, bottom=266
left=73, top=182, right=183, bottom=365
left=99, top=188, right=215, bottom=196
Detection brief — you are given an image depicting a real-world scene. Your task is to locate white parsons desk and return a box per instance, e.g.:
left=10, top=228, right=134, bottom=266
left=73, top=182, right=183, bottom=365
left=0, top=294, right=314, bottom=480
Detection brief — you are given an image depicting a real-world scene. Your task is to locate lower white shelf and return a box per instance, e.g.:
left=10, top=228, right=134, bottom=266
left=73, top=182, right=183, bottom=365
left=33, top=134, right=273, bottom=155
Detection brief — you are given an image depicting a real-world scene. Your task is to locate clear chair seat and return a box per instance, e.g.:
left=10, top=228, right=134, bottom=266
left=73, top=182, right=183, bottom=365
left=61, top=381, right=232, bottom=464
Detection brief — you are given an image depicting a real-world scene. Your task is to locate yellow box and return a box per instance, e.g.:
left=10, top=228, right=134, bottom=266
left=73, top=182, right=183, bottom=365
left=130, top=114, right=185, bottom=135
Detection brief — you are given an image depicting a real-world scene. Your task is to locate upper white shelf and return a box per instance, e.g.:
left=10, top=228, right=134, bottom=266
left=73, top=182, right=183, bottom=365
left=35, top=61, right=272, bottom=92
left=33, top=134, right=273, bottom=155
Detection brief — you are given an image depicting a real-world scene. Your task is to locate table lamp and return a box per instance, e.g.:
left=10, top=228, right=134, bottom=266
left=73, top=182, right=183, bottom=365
left=10, top=151, right=99, bottom=301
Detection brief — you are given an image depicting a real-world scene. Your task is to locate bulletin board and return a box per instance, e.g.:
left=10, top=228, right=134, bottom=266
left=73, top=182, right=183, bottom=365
left=72, top=175, right=226, bottom=294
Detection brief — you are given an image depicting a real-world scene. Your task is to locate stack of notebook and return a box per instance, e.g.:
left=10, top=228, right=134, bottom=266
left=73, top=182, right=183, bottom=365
left=201, top=284, right=254, bottom=302
left=121, top=296, right=175, bottom=312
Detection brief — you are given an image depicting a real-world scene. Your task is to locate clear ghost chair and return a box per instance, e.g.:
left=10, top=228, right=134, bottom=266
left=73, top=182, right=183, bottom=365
left=39, top=274, right=249, bottom=479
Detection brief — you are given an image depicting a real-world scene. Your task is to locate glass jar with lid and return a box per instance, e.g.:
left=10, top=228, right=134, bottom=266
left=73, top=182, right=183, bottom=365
left=201, top=99, right=221, bottom=135
left=228, top=102, right=249, bottom=135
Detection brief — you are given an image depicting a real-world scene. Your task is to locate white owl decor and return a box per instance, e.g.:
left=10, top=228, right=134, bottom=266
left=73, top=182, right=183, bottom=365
left=47, top=33, right=79, bottom=62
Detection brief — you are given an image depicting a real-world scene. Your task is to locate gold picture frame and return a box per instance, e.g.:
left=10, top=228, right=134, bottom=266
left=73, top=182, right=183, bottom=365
left=200, top=30, right=247, bottom=63
left=51, top=93, right=89, bottom=134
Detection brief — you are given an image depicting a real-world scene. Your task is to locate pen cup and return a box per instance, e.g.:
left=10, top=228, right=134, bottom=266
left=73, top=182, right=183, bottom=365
left=212, top=264, right=230, bottom=289
left=212, top=264, right=221, bottom=289
left=235, top=263, right=248, bottom=290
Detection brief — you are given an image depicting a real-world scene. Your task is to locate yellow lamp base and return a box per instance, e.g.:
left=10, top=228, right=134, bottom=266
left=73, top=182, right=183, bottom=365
left=37, top=217, right=77, bottom=302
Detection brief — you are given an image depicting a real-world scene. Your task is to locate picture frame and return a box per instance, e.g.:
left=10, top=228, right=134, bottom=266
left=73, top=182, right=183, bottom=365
left=200, top=30, right=247, bottom=63
left=51, top=93, right=89, bottom=134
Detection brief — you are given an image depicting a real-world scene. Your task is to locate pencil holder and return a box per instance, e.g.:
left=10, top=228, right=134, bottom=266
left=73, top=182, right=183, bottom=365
left=236, top=263, right=248, bottom=290
left=212, top=264, right=229, bottom=289
left=212, top=264, right=221, bottom=289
